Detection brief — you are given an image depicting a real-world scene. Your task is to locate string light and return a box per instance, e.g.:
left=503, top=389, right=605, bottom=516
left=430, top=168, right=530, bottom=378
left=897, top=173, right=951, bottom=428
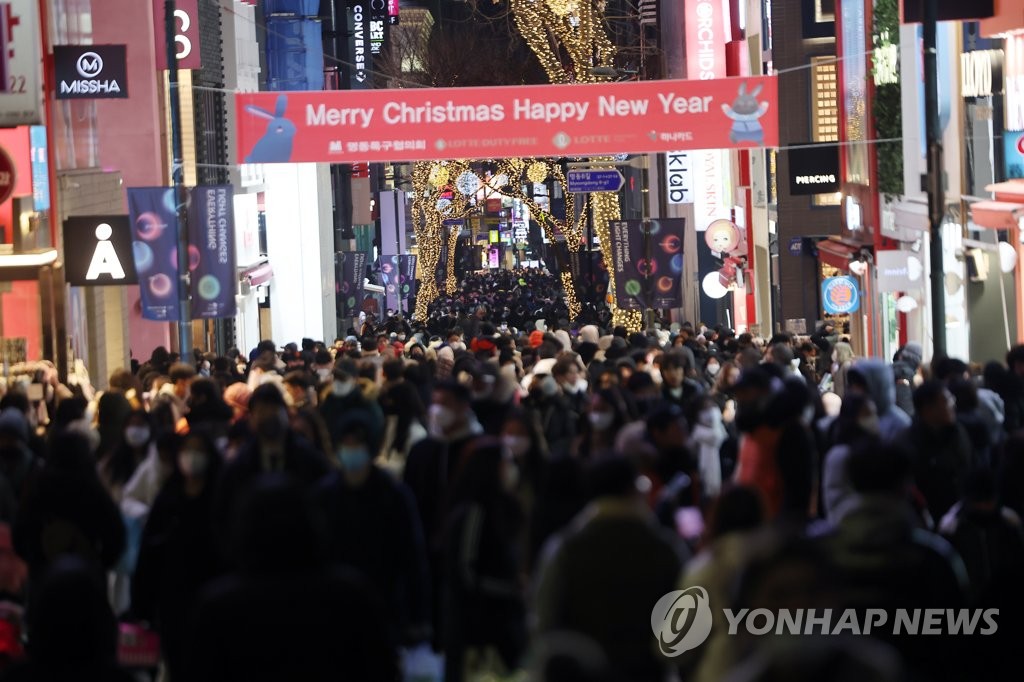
left=526, top=161, right=549, bottom=184
left=411, top=0, right=633, bottom=326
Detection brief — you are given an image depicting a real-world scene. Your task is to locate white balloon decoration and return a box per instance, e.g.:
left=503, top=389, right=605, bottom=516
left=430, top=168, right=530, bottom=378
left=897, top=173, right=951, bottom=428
left=895, top=295, right=918, bottom=313
left=702, top=272, right=729, bottom=299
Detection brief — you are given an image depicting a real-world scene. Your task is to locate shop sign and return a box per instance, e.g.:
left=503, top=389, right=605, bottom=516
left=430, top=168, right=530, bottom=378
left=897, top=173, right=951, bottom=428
left=822, top=276, right=860, bottom=314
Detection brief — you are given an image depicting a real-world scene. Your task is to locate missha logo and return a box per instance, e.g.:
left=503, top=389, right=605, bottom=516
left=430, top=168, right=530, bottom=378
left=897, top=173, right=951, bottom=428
left=56, top=46, right=127, bottom=99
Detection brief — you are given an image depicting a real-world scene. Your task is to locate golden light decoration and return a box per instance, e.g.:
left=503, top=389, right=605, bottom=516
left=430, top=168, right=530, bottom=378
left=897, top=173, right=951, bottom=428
left=560, top=270, right=581, bottom=320
left=428, top=164, right=449, bottom=188
left=526, top=161, right=549, bottom=184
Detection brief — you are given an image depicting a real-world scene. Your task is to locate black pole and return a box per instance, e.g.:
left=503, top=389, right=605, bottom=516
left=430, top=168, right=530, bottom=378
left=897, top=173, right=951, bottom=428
left=924, top=0, right=945, bottom=358
left=166, top=0, right=192, bottom=359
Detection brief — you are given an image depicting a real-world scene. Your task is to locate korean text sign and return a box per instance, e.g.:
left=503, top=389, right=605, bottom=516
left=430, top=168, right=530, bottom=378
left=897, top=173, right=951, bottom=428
left=235, top=75, right=778, bottom=164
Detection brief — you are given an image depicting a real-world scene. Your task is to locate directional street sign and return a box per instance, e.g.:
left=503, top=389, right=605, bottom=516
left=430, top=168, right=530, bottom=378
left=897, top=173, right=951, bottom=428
left=567, top=168, right=625, bottom=193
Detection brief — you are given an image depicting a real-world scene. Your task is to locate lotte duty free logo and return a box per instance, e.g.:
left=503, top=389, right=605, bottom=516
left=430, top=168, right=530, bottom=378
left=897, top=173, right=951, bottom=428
left=54, top=44, right=128, bottom=99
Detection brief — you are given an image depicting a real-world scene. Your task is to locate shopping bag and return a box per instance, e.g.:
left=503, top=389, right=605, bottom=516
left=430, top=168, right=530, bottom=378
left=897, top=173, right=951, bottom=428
left=117, top=622, right=160, bottom=669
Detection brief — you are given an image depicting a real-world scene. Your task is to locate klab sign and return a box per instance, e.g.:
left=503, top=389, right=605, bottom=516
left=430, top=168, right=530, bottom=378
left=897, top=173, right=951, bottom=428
left=54, top=45, right=128, bottom=99
left=665, top=151, right=694, bottom=204
left=62, top=216, right=139, bottom=286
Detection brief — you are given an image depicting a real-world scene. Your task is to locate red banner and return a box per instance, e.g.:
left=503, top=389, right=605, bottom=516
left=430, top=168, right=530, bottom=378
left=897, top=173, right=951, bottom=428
left=235, top=76, right=778, bottom=164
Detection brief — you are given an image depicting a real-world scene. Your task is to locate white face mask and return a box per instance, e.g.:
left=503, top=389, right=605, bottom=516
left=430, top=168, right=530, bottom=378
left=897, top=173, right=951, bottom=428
left=669, top=386, right=684, bottom=399
left=589, top=411, right=615, bottom=431
left=179, top=449, right=208, bottom=477
left=333, top=379, right=356, bottom=397
left=706, top=363, right=721, bottom=377
left=428, top=404, right=459, bottom=437
left=124, top=426, right=151, bottom=448
left=451, top=341, right=466, bottom=352
left=502, top=434, right=531, bottom=458
left=316, top=368, right=333, bottom=383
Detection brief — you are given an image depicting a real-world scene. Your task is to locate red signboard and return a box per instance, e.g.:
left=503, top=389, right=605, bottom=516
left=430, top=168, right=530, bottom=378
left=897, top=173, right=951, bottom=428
left=0, top=146, right=16, bottom=205
left=686, top=0, right=729, bottom=80
left=153, top=0, right=201, bottom=70
left=235, top=76, right=779, bottom=164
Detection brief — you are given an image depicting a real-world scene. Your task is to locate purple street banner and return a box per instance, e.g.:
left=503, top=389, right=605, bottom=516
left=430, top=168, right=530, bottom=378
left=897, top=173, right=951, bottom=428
left=127, top=187, right=180, bottom=321
left=380, top=255, right=400, bottom=312
left=399, top=254, right=417, bottom=309
left=338, top=251, right=367, bottom=318
left=609, top=219, right=644, bottom=310
left=188, top=185, right=237, bottom=319
left=647, top=218, right=685, bottom=309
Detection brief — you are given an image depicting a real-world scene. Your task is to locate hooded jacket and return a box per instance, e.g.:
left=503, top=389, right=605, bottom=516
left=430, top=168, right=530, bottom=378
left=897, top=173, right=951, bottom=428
left=848, top=360, right=911, bottom=443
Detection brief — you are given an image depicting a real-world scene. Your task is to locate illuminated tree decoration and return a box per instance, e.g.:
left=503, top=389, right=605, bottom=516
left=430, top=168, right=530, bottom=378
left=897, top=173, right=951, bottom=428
left=456, top=170, right=481, bottom=196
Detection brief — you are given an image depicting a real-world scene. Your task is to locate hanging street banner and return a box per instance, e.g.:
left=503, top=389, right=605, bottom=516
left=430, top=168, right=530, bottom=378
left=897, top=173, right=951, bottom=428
left=338, top=251, right=367, bottom=318
left=609, top=220, right=645, bottom=311
left=235, top=75, right=779, bottom=164
left=647, top=218, right=685, bottom=309
left=399, top=254, right=417, bottom=310
left=380, top=254, right=400, bottom=313
left=188, top=185, right=237, bottom=319
left=127, top=187, right=180, bottom=321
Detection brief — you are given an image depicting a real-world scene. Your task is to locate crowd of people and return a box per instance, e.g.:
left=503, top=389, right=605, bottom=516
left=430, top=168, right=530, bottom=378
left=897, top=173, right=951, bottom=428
left=0, top=270, right=1022, bottom=680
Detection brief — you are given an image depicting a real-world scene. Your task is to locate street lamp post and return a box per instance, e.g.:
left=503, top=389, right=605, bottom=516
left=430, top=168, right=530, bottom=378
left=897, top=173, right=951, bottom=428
left=165, top=0, right=192, bottom=359
left=923, top=0, right=946, bottom=358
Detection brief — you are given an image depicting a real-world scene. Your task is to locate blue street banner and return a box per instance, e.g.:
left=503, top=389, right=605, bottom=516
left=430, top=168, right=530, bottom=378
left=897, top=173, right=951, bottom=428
left=127, top=187, right=180, bottom=321
left=188, top=186, right=237, bottom=319
left=399, top=254, right=417, bottom=310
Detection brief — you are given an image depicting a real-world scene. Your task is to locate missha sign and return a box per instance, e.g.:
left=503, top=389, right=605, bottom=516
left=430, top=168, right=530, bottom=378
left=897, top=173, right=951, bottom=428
left=54, top=45, right=128, bottom=99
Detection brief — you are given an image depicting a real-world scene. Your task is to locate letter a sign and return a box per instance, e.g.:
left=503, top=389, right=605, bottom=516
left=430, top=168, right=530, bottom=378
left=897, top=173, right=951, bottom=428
left=63, top=216, right=138, bottom=286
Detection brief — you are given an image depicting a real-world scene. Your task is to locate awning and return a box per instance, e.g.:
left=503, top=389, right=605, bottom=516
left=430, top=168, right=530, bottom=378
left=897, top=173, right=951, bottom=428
left=0, top=249, right=59, bottom=282
left=240, top=261, right=273, bottom=286
left=816, top=239, right=859, bottom=271
left=970, top=201, right=1024, bottom=230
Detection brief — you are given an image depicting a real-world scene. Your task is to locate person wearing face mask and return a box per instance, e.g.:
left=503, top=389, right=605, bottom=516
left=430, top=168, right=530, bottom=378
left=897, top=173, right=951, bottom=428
left=523, top=369, right=578, bottom=460
left=821, top=393, right=882, bottom=522
left=404, top=381, right=486, bottom=651
left=316, top=424, right=431, bottom=648
left=131, top=432, right=224, bottom=680
left=703, top=355, right=723, bottom=388
left=579, top=390, right=629, bottom=459
left=98, top=410, right=156, bottom=503
left=319, top=362, right=385, bottom=456
left=213, top=384, right=329, bottom=551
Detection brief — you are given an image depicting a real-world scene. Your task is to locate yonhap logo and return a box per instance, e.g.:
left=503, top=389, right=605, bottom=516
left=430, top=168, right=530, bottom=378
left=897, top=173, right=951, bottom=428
left=651, top=587, right=714, bottom=657
left=652, top=587, right=1000, bottom=654
left=76, top=51, right=103, bottom=78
